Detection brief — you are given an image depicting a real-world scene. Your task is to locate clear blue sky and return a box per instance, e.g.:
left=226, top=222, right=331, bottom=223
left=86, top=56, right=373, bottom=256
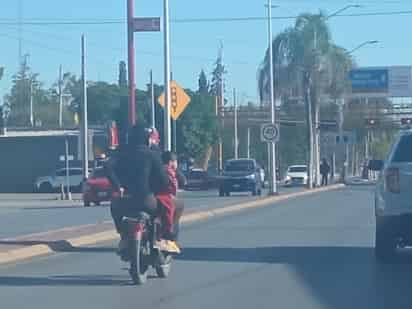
left=0, top=0, right=411, bottom=104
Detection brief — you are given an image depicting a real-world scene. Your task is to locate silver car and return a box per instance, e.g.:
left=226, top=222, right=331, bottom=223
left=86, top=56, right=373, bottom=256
left=373, top=130, right=412, bottom=262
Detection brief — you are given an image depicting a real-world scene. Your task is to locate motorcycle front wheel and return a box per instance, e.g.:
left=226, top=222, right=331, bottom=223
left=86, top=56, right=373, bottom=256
left=129, top=236, right=149, bottom=285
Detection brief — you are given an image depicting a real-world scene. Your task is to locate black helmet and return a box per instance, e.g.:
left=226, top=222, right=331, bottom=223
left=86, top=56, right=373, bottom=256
left=127, top=124, right=150, bottom=146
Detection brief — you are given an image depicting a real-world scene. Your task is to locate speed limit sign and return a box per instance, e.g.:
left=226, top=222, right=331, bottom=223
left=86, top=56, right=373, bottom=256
left=261, top=123, right=280, bottom=143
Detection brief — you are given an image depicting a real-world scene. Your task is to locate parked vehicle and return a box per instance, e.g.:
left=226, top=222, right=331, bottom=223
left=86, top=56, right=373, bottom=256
left=34, top=167, right=85, bottom=193
left=82, top=167, right=112, bottom=207
left=373, top=130, right=412, bottom=262
left=219, top=159, right=263, bottom=197
left=284, top=165, right=308, bottom=187
left=185, top=168, right=215, bottom=190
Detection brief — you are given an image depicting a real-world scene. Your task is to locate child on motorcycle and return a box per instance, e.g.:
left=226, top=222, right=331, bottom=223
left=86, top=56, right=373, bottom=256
left=156, top=151, right=181, bottom=253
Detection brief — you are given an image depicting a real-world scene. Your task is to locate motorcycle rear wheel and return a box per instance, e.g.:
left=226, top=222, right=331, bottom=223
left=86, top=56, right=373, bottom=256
left=155, top=253, right=172, bottom=278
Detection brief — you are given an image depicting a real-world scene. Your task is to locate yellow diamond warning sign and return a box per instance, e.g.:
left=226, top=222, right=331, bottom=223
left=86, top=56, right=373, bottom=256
left=158, top=80, right=191, bottom=120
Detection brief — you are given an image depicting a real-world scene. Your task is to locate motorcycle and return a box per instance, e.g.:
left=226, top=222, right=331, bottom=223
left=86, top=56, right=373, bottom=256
left=120, top=211, right=173, bottom=285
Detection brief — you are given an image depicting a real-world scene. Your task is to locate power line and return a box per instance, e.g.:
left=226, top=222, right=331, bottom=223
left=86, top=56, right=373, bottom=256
left=1, top=10, right=412, bottom=25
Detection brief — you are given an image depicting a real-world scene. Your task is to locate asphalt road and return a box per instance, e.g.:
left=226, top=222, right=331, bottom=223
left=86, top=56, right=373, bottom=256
left=1, top=186, right=411, bottom=309
left=0, top=187, right=300, bottom=239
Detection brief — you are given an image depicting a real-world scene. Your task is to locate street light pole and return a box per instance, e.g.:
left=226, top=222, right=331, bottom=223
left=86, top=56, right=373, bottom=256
left=150, top=70, right=155, bottom=127
left=81, top=35, right=89, bottom=180
left=234, top=88, right=238, bottom=159
left=267, top=0, right=278, bottom=195
left=163, top=0, right=172, bottom=151
left=348, top=40, right=379, bottom=54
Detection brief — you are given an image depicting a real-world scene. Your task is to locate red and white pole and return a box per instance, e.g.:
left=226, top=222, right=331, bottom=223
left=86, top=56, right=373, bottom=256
left=127, top=0, right=136, bottom=126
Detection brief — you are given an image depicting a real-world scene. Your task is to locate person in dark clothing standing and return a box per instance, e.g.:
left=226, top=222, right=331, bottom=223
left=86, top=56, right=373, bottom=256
left=105, top=124, right=170, bottom=251
left=320, top=158, right=331, bottom=186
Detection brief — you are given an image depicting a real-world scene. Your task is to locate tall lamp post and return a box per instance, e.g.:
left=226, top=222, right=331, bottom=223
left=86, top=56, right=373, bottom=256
left=265, top=0, right=279, bottom=195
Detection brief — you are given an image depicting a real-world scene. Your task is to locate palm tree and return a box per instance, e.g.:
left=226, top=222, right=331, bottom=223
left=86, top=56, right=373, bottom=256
left=258, top=12, right=353, bottom=188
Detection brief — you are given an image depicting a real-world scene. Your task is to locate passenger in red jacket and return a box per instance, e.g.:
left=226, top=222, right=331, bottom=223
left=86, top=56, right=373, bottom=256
left=156, top=151, right=181, bottom=253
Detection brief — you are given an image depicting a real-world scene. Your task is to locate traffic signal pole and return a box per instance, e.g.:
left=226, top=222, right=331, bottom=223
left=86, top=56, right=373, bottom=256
left=127, top=0, right=136, bottom=126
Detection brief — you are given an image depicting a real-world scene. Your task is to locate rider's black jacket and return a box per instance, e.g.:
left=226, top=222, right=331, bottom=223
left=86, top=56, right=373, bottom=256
left=105, top=144, right=169, bottom=200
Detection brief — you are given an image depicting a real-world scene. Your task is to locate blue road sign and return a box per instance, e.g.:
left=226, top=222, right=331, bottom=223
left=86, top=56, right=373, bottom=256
left=349, top=69, right=388, bottom=93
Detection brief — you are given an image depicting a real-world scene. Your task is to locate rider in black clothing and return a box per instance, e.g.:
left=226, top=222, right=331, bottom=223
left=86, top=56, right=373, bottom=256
left=105, top=124, right=169, bottom=250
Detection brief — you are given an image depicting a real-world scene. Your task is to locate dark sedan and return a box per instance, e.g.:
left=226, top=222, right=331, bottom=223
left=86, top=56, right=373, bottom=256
left=219, top=159, right=263, bottom=197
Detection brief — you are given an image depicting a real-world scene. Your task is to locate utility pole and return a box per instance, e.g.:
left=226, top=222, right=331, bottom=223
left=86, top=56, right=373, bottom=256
left=267, top=0, right=278, bottom=194
left=58, top=65, right=63, bottom=128
left=64, top=136, right=72, bottom=200
left=234, top=88, right=238, bottom=159
left=81, top=35, right=89, bottom=180
left=127, top=0, right=136, bottom=126
left=18, top=0, right=23, bottom=66
left=29, top=79, right=33, bottom=127
left=247, top=127, right=251, bottom=158
left=150, top=70, right=155, bottom=128
left=218, top=42, right=224, bottom=171
left=163, top=0, right=172, bottom=151
left=305, top=74, right=314, bottom=189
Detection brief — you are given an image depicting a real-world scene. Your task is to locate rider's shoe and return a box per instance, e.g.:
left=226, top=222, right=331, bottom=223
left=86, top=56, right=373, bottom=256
left=155, top=239, right=181, bottom=254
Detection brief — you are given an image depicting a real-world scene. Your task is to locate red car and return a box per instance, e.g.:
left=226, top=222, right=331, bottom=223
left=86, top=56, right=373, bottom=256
left=82, top=168, right=113, bottom=207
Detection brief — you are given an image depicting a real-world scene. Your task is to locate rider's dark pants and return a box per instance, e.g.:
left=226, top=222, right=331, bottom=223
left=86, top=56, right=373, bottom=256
left=110, top=194, right=157, bottom=235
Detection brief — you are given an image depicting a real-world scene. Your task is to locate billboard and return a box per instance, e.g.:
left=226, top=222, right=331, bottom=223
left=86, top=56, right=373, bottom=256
left=349, top=66, right=412, bottom=98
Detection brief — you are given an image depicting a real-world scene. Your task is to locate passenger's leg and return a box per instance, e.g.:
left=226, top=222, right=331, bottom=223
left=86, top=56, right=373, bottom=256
left=173, top=197, right=184, bottom=240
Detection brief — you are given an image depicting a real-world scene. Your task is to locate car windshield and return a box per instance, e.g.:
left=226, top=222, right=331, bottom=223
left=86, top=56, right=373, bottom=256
left=289, top=167, right=307, bottom=173
left=225, top=161, right=254, bottom=172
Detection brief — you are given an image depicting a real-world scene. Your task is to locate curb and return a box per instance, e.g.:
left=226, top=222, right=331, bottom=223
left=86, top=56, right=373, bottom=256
left=0, top=184, right=344, bottom=266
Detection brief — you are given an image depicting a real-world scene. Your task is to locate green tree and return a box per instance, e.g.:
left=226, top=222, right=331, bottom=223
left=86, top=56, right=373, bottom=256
left=198, top=69, right=209, bottom=94
left=258, top=12, right=353, bottom=184
left=210, top=46, right=226, bottom=98
left=180, top=91, right=218, bottom=169
left=5, top=59, right=51, bottom=126
left=118, top=61, right=127, bottom=88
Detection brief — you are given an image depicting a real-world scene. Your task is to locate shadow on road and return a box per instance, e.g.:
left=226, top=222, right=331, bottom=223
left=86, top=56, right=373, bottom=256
left=0, top=275, right=131, bottom=286
left=178, top=246, right=412, bottom=308
left=0, top=240, right=115, bottom=253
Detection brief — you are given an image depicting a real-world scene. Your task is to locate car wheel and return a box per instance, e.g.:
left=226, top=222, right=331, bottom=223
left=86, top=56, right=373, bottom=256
left=375, top=218, right=398, bottom=263
left=95, top=201, right=101, bottom=206
left=39, top=182, right=53, bottom=193
left=225, top=191, right=231, bottom=197
left=84, top=201, right=91, bottom=207
left=252, top=185, right=258, bottom=196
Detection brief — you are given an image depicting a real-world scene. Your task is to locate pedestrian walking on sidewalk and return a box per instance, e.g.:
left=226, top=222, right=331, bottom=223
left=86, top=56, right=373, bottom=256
left=320, top=158, right=331, bottom=186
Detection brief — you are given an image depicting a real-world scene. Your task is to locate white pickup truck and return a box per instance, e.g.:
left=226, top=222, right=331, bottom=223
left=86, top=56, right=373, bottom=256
left=34, top=167, right=85, bottom=193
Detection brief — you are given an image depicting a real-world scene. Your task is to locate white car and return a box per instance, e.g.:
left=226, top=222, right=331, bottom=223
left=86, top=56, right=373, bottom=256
left=373, top=130, right=412, bottom=262
left=34, top=167, right=85, bottom=193
left=284, top=165, right=308, bottom=186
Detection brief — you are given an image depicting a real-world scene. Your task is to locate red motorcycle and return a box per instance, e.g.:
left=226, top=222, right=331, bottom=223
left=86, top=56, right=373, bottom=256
left=121, top=210, right=173, bottom=285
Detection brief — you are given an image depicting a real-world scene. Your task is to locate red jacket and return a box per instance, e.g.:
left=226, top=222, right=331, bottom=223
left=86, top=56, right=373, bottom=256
left=164, top=165, right=178, bottom=196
